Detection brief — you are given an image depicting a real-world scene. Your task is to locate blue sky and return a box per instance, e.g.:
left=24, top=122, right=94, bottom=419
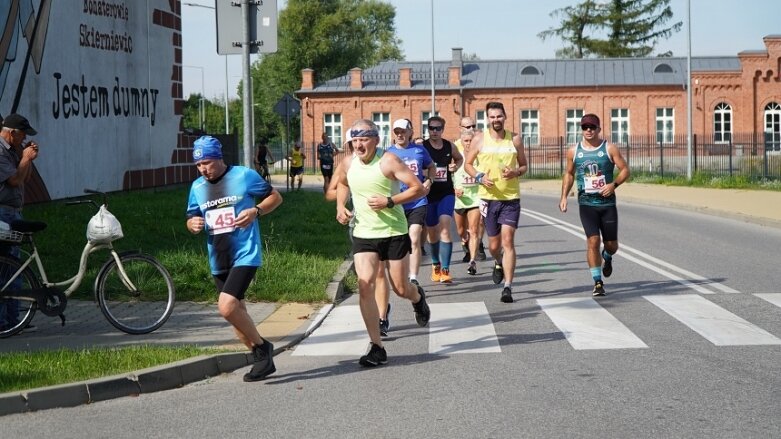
left=181, top=0, right=780, bottom=99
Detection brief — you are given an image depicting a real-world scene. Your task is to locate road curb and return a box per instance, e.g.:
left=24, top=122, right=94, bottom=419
left=0, top=259, right=356, bottom=416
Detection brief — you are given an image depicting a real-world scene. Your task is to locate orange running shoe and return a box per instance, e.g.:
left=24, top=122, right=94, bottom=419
left=439, top=268, right=452, bottom=283
left=430, top=263, right=441, bottom=282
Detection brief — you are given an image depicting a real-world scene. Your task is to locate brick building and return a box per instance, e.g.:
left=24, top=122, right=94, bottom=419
left=296, top=35, right=781, bottom=162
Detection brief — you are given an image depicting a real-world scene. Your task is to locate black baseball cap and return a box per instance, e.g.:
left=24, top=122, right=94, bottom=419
left=3, top=113, right=37, bottom=135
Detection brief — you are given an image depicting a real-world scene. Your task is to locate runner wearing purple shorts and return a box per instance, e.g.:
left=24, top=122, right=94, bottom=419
left=464, top=102, right=528, bottom=303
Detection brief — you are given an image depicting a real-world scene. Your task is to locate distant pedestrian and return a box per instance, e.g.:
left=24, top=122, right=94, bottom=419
left=186, top=136, right=283, bottom=382
left=317, top=133, right=337, bottom=193
left=464, top=102, right=528, bottom=303
left=286, top=142, right=306, bottom=190
left=254, top=138, right=275, bottom=180
left=335, top=119, right=431, bottom=367
left=559, top=114, right=630, bottom=296
left=452, top=125, right=483, bottom=276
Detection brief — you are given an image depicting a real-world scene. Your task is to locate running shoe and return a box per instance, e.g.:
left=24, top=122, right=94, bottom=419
left=592, top=281, right=606, bottom=297
left=430, top=263, right=441, bottom=282
left=603, top=257, right=613, bottom=278
left=410, top=278, right=419, bottom=286
left=412, top=286, right=431, bottom=327
left=379, top=303, right=391, bottom=336
left=492, top=263, right=504, bottom=284
left=476, top=242, right=487, bottom=261
left=500, top=287, right=514, bottom=303
left=359, top=342, right=388, bottom=367
left=244, top=341, right=276, bottom=382
left=467, top=261, right=477, bottom=276
left=461, top=242, right=470, bottom=263
left=440, top=268, right=452, bottom=283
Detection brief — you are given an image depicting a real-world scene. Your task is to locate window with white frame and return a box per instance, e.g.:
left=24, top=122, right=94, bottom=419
left=765, top=102, right=781, bottom=152
left=655, top=107, right=674, bottom=143
left=421, top=111, right=440, bottom=139
left=475, top=110, right=486, bottom=131
left=521, top=109, right=539, bottom=146
left=713, top=103, right=732, bottom=143
left=566, top=109, right=584, bottom=144
left=372, top=112, right=391, bottom=149
left=324, top=113, right=342, bottom=148
left=610, top=108, right=630, bottom=144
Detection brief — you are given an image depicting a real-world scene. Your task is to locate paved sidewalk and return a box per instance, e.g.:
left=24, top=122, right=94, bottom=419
left=2, top=174, right=779, bottom=415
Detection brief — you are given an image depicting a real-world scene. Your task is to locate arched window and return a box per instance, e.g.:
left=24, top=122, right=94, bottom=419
left=765, top=102, right=781, bottom=152
left=520, top=65, right=541, bottom=75
left=653, top=63, right=674, bottom=74
left=713, top=103, right=732, bottom=143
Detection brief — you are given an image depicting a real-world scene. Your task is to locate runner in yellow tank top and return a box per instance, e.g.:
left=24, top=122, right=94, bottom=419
left=464, top=102, right=528, bottom=304
left=335, top=119, right=431, bottom=367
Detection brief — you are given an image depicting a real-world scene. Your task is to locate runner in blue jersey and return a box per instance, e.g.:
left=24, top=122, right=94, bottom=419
left=559, top=114, right=630, bottom=297
left=186, top=136, right=283, bottom=382
left=386, top=118, right=435, bottom=288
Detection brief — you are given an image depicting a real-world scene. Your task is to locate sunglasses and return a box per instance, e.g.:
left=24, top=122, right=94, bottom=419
left=429, top=126, right=443, bottom=132
left=461, top=124, right=476, bottom=129
left=581, top=125, right=598, bottom=131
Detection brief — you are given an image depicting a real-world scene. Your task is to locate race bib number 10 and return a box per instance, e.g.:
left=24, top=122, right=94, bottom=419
left=205, top=206, right=236, bottom=235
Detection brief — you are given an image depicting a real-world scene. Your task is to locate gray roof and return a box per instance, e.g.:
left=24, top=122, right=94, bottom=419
left=299, top=56, right=741, bottom=94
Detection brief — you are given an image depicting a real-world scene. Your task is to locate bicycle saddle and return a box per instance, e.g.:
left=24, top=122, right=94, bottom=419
left=9, top=219, right=47, bottom=233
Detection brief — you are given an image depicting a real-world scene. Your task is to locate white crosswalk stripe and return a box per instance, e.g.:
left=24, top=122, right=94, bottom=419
left=428, top=302, right=501, bottom=354
left=291, top=305, right=368, bottom=356
left=645, top=294, right=781, bottom=346
left=536, top=297, right=648, bottom=350
left=755, top=293, right=781, bottom=309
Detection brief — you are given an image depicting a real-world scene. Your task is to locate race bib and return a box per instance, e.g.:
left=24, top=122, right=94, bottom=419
left=434, top=166, right=448, bottom=182
left=205, top=206, right=236, bottom=235
left=479, top=200, right=488, bottom=218
left=404, top=159, right=419, bottom=174
left=461, top=174, right=477, bottom=187
left=322, top=164, right=332, bottom=170
left=584, top=174, right=607, bottom=194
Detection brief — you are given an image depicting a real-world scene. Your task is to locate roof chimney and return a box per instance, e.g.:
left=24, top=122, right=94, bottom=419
left=451, top=47, right=463, bottom=71
left=399, top=67, right=412, bottom=88
left=349, top=67, right=363, bottom=89
left=301, top=68, right=314, bottom=90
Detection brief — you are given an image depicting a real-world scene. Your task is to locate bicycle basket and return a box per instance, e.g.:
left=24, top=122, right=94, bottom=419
left=0, top=228, right=23, bottom=243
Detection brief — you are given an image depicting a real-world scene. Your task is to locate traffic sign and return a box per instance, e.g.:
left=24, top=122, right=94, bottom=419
left=216, top=0, right=278, bottom=55
left=273, top=93, right=300, bottom=118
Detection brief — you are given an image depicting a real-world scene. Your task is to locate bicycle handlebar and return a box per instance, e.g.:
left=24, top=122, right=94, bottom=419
left=63, top=189, right=107, bottom=210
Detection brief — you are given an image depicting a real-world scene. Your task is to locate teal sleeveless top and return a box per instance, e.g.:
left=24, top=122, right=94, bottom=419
left=574, top=140, right=616, bottom=207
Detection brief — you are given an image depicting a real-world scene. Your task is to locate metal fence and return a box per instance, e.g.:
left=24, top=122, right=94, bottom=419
left=524, top=132, right=781, bottom=180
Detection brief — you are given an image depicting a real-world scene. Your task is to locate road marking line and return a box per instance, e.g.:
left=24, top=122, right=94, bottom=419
left=537, top=297, right=648, bottom=350
left=428, top=302, right=501, bottom=354
left=523, top=209, right=740, bottom=294
left=755, top=293, right=781, bottom=309
left=644, top=294, right=781, bottom=346
left=292, top=305, right=368, bottom=356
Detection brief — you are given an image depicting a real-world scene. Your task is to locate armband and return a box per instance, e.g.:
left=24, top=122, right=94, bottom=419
left=475, top=172, right=485, bottom=184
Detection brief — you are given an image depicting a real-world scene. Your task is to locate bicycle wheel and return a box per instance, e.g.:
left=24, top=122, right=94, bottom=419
left=96, top=253, right=175, bottom=335
left=0, top=255, right=40, bottom=338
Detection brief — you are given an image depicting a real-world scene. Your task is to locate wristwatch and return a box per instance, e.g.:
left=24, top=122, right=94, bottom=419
left=386, top=197, right=395, bottom=209
left=255, top=206, right=264, bottom=217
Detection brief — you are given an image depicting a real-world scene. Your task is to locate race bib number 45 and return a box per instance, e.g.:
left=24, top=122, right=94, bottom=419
left=205, top=206, right=236, bottom=235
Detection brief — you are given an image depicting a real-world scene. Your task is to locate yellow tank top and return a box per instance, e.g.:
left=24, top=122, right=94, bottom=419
left=346, top=152, right=408, bottom=239
left=291, top=149, right=304, bottom=167
left=476, top=129, right=520, bottom=200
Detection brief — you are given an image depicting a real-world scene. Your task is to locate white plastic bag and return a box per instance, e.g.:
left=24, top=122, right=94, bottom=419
left=86, top=205, right=124, bottom=243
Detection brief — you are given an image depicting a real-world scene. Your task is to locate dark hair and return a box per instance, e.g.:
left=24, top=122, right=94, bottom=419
left=427, top=116, right=446, bottom=127
left=486, top=101, right=506, bottom=116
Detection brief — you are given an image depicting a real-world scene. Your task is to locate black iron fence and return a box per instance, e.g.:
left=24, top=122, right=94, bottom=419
left=524, top=132, right=781, bottom=180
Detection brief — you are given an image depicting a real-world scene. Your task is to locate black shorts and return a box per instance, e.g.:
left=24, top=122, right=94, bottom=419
left=320, top=164, right=334, bottom=178
left=290, top=166, right=304, bottom=177
left=213, top=266, right=258, bottom=300
left=578, top=204, right=618, bottom=241
left=352, top=234, right=411, bottom=261
left=454, top=206, right=478, bottom=216
left=404, top=205, right=427, bottom=226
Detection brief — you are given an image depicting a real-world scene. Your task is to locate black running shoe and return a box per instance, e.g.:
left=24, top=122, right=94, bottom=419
left=461, top=243, right=471, bottom=263
left=467, top=261, right=477, bottom=276
left=476, top=242, right=487, bottom=261
left=412, top=286, right=431, bottom=327
left=379, top=303, right=391, bottom=336
left=359, top=342, right=388, bottom=367
left=492, top=264, right=504, bottom=284
left=592, top=281, right=606, bottom=297
left=244, top=341, right=276, bottom=382
left=603, top=257, right=613, bottom=278
left=500, top=287, right=514, bottom=303
left=410, top=278, right=419, bottom=286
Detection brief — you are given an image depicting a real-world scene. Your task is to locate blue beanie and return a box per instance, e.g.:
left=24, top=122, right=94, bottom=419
left=192, top=136, right=223, bottom=162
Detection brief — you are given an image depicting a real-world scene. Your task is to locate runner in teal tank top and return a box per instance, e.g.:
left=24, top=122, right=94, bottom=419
left=335, top=119, right=431, bottom=367
left=559, top=114, right=630, bottom=297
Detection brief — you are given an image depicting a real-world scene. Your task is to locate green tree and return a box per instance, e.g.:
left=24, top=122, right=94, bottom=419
left=247, top=0, right=402, bottom=144
left=539, top=0, right=682, bottom=58
left=182, top=94, right=237, bottom=135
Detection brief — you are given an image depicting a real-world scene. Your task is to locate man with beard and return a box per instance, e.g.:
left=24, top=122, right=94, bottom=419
left=464, top=102, right=527, bottom=303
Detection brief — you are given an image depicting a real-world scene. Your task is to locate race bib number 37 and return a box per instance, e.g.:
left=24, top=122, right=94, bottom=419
left=205, top=206, right=236, bottom=235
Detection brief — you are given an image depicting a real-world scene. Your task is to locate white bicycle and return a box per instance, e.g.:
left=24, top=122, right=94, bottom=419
left=0, top=189, right=175, bottom=337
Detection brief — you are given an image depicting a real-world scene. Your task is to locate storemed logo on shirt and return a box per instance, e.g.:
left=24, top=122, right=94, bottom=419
left=199, top=195, right=240, bottom=210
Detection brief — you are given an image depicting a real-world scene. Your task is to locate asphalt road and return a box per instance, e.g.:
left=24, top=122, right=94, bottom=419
left=5, top=194, right=781, bottom=438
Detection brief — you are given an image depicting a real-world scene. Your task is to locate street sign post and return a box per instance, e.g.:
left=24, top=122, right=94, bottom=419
left=216, top=0, right=278, bottom=55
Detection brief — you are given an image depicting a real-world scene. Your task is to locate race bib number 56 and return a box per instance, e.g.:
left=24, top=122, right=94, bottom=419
left=583, top=174, right=606, bottom=194
left=205, top=206, right=236, bottom=235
